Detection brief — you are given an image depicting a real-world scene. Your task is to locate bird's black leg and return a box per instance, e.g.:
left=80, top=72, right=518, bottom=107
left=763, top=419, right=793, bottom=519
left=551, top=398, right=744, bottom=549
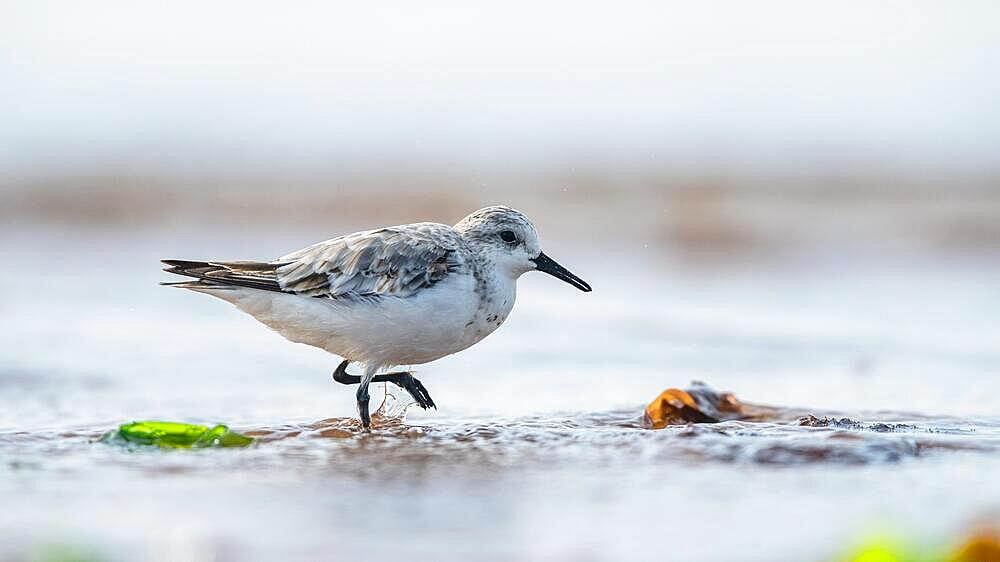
left=356, top=380, right=371, bottom=429
left=332, top=359, right=359, bottom=384
left=332, top=360, right=436, bottom=410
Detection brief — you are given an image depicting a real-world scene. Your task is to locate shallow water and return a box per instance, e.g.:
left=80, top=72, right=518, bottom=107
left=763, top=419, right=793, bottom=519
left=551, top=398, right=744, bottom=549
left=2, top=226, right=1000, bottom=561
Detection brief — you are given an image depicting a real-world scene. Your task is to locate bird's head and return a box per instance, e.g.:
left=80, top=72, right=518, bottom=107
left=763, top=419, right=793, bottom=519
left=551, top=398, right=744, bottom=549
left=454, top=206, right=591, bottom=292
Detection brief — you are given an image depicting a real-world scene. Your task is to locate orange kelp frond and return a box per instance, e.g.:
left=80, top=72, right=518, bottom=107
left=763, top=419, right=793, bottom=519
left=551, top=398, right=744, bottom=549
left=641, top=381, right=781, bottom=429
left=643, top=387, right=719, bottom=428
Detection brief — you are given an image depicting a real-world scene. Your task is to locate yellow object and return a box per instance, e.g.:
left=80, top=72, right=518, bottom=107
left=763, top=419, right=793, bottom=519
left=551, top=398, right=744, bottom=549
left=848, top=540, right=906, bottom=562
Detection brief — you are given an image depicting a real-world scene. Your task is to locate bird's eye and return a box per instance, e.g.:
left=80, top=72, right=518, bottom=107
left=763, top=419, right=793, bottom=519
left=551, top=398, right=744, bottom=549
left=499, top=230, right=517, bottom=243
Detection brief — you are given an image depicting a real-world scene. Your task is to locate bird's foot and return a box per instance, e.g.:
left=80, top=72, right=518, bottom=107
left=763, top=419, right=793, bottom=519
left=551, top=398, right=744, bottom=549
left=393, top=372, right=436, bottom=410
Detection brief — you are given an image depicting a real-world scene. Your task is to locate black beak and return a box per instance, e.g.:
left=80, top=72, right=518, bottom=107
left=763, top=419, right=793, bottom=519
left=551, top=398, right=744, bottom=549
left=531, top=252, right=592, bottom=292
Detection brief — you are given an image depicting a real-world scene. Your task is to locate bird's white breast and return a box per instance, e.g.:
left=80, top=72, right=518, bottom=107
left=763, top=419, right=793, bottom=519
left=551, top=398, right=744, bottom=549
left=464, top=269, right=516, bottom=343
left=346, top=272, right=486, bottom=367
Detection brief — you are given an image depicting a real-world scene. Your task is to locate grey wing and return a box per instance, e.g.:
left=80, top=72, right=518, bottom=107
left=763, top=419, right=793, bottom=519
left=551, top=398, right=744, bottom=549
left=274, top=223, right=467, bottom=298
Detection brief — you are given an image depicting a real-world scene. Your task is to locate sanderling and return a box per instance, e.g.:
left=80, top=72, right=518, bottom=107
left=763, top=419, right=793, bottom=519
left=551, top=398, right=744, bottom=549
left=162, top=206, right=591, bottom=427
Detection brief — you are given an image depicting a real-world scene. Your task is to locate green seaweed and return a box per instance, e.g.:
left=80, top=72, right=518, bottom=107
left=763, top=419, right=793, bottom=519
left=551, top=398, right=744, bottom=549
left=102, top=420, right=254, bottom=449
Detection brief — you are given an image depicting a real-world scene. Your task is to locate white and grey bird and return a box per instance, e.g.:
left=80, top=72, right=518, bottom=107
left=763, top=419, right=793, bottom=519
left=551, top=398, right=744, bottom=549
left=162, top=206, right=591, bottom=427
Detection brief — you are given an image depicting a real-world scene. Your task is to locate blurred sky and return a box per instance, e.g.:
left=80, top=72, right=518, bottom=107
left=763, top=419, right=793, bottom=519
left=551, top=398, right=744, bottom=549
left=3, top=0, right=999, bottom=181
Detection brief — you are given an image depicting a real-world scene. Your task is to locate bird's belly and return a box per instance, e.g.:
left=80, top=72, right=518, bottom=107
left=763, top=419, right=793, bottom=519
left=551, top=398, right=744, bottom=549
left=210, top=274, right=502, bottom=368
left=326, top=274, right=484, bottom=367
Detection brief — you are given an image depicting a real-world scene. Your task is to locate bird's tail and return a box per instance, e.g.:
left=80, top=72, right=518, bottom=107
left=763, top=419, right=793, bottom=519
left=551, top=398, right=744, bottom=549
left=161, top=259, right=284, bottom=292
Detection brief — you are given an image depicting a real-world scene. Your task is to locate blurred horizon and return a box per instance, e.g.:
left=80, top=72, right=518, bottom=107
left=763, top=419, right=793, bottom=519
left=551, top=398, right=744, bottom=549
left=6, top=163, right=999, bottom=263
